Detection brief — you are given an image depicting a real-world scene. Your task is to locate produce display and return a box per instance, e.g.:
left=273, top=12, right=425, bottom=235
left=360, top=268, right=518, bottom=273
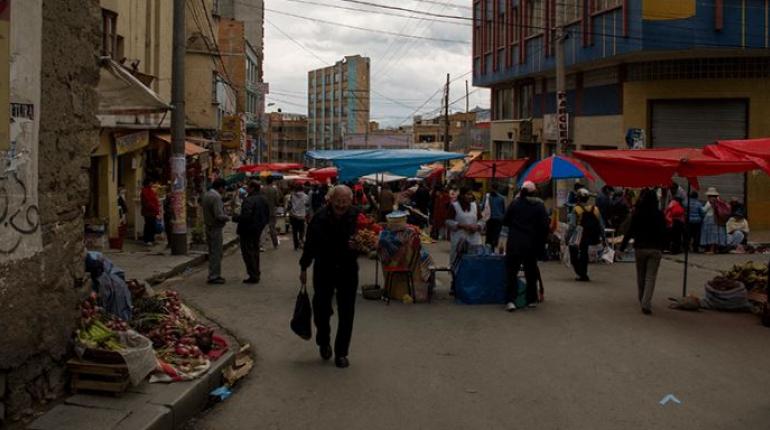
left=74, top=288, right=227, bottom=383
left=716, top=261, right=768, bottom=292
left=351, top=229, right=379, bottom=254
left=76, top=293, right=125, bottom=351
left=131, top=290, right=222, bottom=374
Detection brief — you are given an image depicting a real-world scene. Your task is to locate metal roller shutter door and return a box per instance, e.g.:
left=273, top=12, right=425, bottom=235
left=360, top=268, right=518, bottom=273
left=651, top=99, right=748, bottom=202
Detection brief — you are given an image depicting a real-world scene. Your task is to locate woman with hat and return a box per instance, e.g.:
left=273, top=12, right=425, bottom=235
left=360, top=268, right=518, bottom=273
left=700, top=187, right=728, bottom=254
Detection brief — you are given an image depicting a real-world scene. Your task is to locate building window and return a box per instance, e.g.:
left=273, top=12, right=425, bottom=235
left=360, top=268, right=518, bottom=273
left=101, top=9, right=118, bottom=58
left=515, top=82, right=534, bottom=119
left=496, top=3, right=505, bottom=48
left=563, top=0, right=583, bottom=23
left=485, top=0, right=493, bottom=52
left=593, top=0, right=622, bottom=13
left=494, top=87, right=513, bottom=120
left=526, top=0, right=544, bottom=37
left=473, top=1, right=482, bottom=57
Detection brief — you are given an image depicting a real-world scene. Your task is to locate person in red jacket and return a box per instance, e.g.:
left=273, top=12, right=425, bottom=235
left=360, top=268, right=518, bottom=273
left=140, top=178, right=160, bottom=245
left=664, top=196, right=686, bottom=254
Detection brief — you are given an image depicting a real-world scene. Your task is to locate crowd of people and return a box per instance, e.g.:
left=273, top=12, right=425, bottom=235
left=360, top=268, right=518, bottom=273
left=168, top=172, right=756, bottom=368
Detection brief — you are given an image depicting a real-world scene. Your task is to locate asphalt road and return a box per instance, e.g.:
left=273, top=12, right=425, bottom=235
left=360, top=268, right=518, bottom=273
left=171, top=236, right=770, bottom=430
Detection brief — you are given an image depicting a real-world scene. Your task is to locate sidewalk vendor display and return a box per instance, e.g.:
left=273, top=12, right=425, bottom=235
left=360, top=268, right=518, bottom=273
left=377, top=211, right=434, bottom=303
left=72, top=253, right=229, bottom=394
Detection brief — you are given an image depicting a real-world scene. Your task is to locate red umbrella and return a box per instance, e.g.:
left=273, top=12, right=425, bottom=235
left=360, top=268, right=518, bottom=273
left=237, top=163, right=303, bottom=173
left=465, top=159, right=529, bottom=179
left=518, top=155, right=594, bottom=184
left=308, top=167, right=338, bottom=182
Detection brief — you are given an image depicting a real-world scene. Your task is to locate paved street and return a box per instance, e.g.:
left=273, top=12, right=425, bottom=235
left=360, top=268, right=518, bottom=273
left=164, top=235, right=770, bottom=430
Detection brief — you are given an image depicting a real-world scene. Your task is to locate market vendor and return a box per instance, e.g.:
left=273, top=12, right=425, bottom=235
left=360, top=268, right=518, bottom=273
left=446, top=187, right=483, bottom=266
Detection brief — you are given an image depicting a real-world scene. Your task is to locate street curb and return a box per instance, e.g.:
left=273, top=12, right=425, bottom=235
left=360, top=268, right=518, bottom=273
left=145, top=237, right=240, bottom=286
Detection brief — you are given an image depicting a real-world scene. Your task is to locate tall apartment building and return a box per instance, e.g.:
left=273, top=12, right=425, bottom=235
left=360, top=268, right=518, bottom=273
left=308, top=55, right=370, bottom=150
left=266, top=111, right=308, bottom=163
left=473, top=0, right=770, bottom=228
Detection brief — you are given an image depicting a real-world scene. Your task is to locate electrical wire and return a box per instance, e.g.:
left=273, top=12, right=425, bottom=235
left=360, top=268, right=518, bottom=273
left=282, top=0, right=470, bottom=26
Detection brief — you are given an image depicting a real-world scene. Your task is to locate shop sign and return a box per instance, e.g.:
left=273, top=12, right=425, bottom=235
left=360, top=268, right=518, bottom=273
left=556, top=91, right=569, bottom=152
left=114, top=130, right=149, bottom=155
left=220, top=115, right=242, bottom=149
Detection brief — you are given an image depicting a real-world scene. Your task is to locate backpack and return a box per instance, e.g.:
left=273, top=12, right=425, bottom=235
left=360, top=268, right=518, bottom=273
left=714, top=199, right=731, bottom=225
left=576, top=205, right=602, bottom=245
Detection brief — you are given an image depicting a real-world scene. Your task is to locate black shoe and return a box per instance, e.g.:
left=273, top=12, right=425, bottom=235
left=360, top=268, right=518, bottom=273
left=575, top=276, right=590, bottom=282
left=642, top=308, right=652, bottom=315
left=334, top=356, right=349, bottom=368
left=243, top=277, right=260, bottom=284
left=319, top=345, right=332, bottom=361
left=207, top=277, right=226, bottom=285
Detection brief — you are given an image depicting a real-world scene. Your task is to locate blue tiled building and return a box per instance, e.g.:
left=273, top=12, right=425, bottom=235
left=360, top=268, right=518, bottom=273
left=473, top=0, right=770, bottom=227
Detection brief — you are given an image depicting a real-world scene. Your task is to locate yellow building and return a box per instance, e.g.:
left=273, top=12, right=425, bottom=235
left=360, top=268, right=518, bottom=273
left=89, top=0, right=172, bottom=244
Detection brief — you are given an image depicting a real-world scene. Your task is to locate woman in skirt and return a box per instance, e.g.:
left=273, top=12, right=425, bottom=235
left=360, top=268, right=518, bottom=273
left=700, top=187, right=727, bottom=254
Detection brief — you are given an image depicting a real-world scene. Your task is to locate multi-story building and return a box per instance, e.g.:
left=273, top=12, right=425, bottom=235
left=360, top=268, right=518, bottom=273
left=219, top=0, right=267, bottom=163
left=473, top=0, right=770, bottom=228
left=267, top=111, right=308, bottom=163
left=90, top=0, right=172, bottom=241
left=412, top=112, right=480, bottom=151
left=218, top=17, right=265, bottom=163
left=308, top=55, right=371, bottom=150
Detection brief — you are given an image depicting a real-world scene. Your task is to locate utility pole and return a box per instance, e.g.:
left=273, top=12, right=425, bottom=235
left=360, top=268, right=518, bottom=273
left=443, top=73, right=450, bottom=153
left=465, top=80, right=469, bottom=113
left=169, top=0, right=187, bottom=255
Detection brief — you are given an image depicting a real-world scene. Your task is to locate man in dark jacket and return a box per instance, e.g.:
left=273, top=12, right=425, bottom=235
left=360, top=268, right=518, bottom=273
left=299, top=185, right=359, bottom=369
left=502, top=181, right=550, bottom=311
left=234, top=181, right=270, bottom=284
left=201, top=179, right=230, bottom=284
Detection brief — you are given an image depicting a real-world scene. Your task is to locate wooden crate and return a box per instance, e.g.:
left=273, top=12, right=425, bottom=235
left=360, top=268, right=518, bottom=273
left=67, top=358, right=130, bottom=396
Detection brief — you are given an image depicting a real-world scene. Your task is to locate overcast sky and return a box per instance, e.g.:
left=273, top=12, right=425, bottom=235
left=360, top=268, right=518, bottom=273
left=263, top=0, right=490, bottom=128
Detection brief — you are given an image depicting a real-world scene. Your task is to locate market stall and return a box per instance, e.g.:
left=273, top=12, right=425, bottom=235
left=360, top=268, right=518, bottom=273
left=72, top=252, right=232, bottom=395
left=573, top=146, right=760, bottom=296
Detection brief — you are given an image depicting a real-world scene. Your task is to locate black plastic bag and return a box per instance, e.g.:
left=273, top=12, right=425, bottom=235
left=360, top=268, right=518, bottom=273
left=290, top=284, right=312, bottom=340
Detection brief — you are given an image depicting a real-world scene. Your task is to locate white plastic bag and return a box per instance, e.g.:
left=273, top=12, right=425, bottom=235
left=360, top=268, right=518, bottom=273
left=601, top=247, right=615, bottom=264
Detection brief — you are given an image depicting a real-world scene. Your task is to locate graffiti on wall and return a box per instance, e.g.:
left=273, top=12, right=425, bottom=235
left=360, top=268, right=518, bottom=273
left=1, top=116, right=41, bottom=256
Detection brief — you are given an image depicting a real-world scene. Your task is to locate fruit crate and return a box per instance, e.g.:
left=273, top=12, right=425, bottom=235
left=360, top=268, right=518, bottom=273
left=67, top=358, right=130, bottom=396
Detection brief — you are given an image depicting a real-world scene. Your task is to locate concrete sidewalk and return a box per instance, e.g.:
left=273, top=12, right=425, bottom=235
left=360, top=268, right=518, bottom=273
left=103, top=224, right=239, bottom=285
left=27, top=227, right=244, bottom=430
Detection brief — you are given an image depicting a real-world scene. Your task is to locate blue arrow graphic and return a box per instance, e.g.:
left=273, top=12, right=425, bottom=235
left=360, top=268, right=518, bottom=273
left=659, top=394, right=682, bottom=406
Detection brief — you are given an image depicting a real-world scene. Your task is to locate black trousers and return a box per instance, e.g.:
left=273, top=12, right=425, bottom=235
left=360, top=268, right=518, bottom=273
left=290, top=217, right=306, bottom=250
left=687, top=222, right=702, bottom=252
left=569, top=243, right=590, bottom=279
left=239, top=229, right=263, bottom=280
left=506, top=255, right=539, bottom=304
left=312, top=269, right=358, bottom=357
left=143, top=215, right=156, bottom=243
left=485, top=218, right=503, bottom=249
left=670, top=220, right=684, bottom=254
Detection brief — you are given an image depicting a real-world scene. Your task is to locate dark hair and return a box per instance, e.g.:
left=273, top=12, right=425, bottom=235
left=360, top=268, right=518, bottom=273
left=635, top=188, right=660, bottom=216
left=689, top=191, right=699, bottom=199
left=212, top=178, right=227, bottom=190
left=143, top=178, right=153, bottom=187
left=459, top=187, right=471, bottom=196
left=491, top=183, right=499, bottom=192
left=574, top=182, right=585, bottom=191
left=248, top=180, right=261, bottom=193
left=266, top=176, right=275, bottom=185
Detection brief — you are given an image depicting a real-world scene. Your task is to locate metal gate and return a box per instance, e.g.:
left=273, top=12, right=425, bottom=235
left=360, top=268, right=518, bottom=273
left=651, top=99, right=748, bottom=202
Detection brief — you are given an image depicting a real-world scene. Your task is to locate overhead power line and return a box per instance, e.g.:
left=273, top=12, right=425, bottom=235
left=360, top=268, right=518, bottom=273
left=282, top=0, right=470, bottom=26
left=265, top=8, right=469, bottom=43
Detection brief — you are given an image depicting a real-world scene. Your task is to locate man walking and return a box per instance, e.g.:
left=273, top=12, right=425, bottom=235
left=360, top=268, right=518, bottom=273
left=287, top=183, right=310, bottom=250
left=261, top=176, right=282, bottom=249
left=140, top=178, right=160, bottom=246
left=234, top=181, right=269, bottom=284
left=568, top=188, right=605, bottom=282
left=202, top=179, right=230, bottom=284
left=483, top=183, right=507, bottom=250
left=299, top=185, right=359, bottom=369
left=502, top=181, right=550, bottom=311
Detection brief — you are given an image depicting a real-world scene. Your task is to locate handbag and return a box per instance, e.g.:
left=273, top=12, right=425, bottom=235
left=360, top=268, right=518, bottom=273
left=290, top=284, right=313, bottom=340
left=568, top=225, right=583, bottom=247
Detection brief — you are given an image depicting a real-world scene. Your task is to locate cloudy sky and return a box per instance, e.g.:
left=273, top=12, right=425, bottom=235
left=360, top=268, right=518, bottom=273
left=262, top=0, right=490, bottom=128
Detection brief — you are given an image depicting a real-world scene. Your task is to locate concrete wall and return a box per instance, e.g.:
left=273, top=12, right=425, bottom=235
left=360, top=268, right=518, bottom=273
left=623, top=78, right=770, bottom=229
left=0, top=0, right=100, bottom=422
left=186, top=0, right=218, bottom=130
left=573, top=115, right=624, bottom=148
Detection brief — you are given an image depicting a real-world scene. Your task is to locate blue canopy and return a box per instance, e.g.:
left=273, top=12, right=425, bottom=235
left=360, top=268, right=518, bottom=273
left=306, top=149, right=465, bottom=181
